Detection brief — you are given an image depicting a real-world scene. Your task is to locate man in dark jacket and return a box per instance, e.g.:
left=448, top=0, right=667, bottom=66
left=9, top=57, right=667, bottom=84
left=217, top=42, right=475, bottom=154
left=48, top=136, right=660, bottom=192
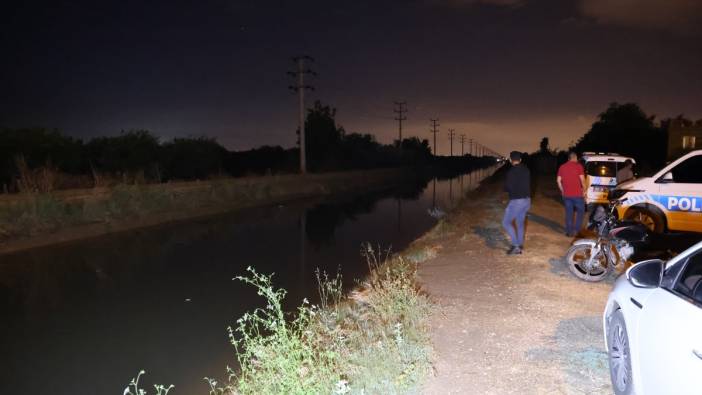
left=502, top=151, right=531, bottom=255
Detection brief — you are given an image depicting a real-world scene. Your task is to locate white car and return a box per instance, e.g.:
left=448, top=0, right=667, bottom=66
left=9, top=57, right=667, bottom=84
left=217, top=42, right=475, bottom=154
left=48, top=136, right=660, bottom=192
left=613, top=149, right=702, bottom=234
left=603, top=240, right=702, bottom=394
left=581, top=152, right=636, bottom=206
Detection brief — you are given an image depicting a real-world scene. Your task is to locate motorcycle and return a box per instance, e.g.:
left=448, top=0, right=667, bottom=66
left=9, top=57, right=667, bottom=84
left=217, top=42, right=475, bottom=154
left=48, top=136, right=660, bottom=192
left=565, top=199, right=650, bottom=282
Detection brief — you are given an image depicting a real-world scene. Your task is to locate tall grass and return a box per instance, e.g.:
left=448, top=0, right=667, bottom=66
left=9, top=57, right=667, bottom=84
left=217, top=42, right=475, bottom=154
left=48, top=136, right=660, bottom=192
left=204, top=244, right=432, bottom=394
left=0, top=186, right=172, bottom=240
left=125, top=244, right=433, bottom=394
left=0, top=182, right=231, bottom=240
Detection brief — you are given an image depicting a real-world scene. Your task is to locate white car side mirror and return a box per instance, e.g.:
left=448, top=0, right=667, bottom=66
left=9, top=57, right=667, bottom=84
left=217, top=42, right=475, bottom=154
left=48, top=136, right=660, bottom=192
left=626, top=259, right=664, bottom=288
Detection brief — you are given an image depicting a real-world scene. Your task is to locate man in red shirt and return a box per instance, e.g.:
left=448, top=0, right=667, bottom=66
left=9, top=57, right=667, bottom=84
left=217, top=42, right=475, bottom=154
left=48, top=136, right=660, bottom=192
left=557, top=152, right=586, bottom=236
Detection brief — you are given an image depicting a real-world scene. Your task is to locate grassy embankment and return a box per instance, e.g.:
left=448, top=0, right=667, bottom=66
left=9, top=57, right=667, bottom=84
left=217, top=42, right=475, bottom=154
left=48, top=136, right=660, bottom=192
left=0, top=168, right=413, bottom=253
left=127, top=244, right=436, bottom=395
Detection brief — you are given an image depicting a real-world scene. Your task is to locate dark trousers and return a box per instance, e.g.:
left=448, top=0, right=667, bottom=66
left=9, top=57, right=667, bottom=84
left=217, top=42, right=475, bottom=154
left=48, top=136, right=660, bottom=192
left=563, top=196, right=585, bottom=235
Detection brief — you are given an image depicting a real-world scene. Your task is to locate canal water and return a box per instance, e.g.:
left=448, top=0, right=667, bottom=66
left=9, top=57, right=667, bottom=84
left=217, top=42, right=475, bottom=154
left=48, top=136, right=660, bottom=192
left=0, top=167, right=498, bottom=394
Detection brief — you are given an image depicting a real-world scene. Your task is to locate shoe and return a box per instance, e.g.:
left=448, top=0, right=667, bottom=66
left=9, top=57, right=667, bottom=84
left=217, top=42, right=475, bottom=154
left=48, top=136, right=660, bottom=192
left=507, top=246, right=522, bottom=255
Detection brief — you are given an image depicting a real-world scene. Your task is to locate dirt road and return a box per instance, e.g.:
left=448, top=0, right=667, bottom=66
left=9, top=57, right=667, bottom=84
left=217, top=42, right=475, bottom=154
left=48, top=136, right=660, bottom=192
left=417, top=174, right=613, bottom=394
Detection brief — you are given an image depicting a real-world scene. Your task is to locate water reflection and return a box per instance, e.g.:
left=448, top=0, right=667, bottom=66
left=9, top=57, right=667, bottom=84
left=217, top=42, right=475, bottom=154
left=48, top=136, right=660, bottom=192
left=0, top=166, right=498, bottom=395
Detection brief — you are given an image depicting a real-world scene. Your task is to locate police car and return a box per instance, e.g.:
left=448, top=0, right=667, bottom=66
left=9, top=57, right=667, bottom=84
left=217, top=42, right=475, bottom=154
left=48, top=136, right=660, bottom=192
left=582, top=152, right=636, bottom=206
left=612, top=150, right=702, bottom=234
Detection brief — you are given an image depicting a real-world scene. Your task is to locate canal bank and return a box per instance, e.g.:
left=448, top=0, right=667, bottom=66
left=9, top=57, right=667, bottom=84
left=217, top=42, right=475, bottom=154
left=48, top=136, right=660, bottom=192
left=415, top=173, right=614, bottom=394
left=0, top=167, right=428, bottom=255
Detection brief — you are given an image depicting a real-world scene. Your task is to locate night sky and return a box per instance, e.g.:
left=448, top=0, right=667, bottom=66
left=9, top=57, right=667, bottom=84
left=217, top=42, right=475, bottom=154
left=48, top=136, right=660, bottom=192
left=2, top=0, right=701, bottom=155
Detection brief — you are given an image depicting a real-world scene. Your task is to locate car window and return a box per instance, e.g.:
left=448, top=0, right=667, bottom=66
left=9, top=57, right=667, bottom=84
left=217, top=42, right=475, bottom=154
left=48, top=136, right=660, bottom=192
left=674, top=251, right=702, bottom=305
left=586, top=161, right=616, bottom=177
left=670, top=155, right=702, bottom=183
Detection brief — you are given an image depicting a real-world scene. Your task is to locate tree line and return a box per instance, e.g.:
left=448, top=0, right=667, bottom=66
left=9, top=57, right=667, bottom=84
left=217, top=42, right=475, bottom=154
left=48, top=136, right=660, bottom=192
left=534, top=102, right=702, bottom=174
left=0, top=101, right=438, bottom=192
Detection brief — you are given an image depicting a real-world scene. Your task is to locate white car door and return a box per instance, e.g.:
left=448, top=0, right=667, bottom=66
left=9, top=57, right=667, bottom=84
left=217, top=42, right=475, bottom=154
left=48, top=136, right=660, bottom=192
left=637, top=251, right=702, bottom=394
left=657, top=154, right=702, bottom=232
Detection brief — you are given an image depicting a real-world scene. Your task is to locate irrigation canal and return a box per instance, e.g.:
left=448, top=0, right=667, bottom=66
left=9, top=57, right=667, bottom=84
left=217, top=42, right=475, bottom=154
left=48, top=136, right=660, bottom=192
left=0, top=166, right=498, bottom=394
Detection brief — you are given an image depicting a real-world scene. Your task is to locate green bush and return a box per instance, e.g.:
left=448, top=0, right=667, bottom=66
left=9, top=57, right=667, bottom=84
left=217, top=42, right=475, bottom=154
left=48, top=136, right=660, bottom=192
left=206, top=246, right=432, bottom=395
left=122, top=246, right=432, bottom=395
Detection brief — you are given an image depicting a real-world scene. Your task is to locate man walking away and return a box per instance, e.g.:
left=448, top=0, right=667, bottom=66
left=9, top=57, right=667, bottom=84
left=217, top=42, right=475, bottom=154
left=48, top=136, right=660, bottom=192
left=557, top=152, right=585, bottom=237
left=502, top=151, right=531, bottom=255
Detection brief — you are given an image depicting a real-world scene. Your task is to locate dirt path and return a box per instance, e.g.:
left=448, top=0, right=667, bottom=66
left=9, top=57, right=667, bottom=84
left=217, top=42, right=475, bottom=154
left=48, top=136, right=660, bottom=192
left=417, top=174, right=613, bottom=394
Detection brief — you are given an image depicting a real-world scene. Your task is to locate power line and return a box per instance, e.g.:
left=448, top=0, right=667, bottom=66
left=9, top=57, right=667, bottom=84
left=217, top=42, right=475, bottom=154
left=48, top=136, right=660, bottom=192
left=448, top=128, right=456, bottom=157
left=393, top=101, right=407, bottom=145
left=430, top=119, right=440, bottom=156
left=288, top=55, right=316, bottom=174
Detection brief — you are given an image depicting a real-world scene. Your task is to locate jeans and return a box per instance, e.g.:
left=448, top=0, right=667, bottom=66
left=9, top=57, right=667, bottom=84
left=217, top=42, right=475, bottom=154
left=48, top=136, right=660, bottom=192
left=502, top=198, right=531, bottom=247
left=563, top=196, right=585, bottom=235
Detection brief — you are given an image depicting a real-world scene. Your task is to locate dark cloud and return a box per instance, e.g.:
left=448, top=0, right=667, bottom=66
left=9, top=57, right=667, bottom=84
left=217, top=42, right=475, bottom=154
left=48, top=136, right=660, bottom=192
left=577, top=0, right=702, bottom=34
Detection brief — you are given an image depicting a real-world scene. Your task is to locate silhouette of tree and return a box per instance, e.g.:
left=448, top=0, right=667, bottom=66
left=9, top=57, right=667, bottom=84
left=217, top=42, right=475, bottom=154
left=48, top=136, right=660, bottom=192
left=86, top=130, right=160, bottom=177
left=304, top=101, right=345, bottom=171
left=160, top=137, right=227, bottom=180
left=572, top=103, right=666, bottom=168
left=0, top=128, right=85, bottom=188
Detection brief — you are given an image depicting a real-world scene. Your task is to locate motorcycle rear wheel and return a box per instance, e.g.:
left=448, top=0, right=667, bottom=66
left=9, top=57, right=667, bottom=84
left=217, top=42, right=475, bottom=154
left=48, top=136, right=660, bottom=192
left=565, top=244, right=610, bottom=282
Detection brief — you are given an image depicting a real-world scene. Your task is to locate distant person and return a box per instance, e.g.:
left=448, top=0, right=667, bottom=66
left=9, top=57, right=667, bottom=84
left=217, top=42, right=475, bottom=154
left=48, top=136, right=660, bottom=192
left=502, top=151, right=531, bottom=255
left=617, top=160, right=634, bottom=184
left=557, top=152, right=585, bottom=237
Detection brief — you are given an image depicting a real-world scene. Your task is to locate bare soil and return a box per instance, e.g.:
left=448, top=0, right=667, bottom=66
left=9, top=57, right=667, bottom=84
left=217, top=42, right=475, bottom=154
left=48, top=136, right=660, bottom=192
left=417, top=174, right=613, bottom=394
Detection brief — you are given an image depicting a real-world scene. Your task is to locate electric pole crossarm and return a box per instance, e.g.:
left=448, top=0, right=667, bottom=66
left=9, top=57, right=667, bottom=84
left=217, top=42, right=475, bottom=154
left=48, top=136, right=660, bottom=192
left=393, top=101, right=407, bottom=145
left=430, top=118, right=440, bottom=156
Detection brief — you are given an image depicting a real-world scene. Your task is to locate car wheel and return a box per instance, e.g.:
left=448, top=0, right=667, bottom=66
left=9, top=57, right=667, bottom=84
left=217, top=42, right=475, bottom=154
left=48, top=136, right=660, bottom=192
left=624, top=207, right=664, bottom=234
left=608, top=310, right=634, bottom=395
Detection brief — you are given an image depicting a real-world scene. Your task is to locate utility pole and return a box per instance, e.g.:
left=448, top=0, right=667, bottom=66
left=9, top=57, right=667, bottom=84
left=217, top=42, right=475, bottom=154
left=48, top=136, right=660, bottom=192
left=288, top=56, right=316, bottom=174
left=393, top=101, right=407, bottom=146
left=448, top=129, right=456, bottom=157
left=430, top=119, right=440, bottom=156
left=469, top=138, right=473, bottom=156
left=460, top=134, right=466, bottom=156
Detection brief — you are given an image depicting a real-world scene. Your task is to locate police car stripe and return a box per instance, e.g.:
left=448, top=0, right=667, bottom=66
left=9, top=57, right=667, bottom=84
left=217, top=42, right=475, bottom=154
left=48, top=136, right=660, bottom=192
left=628, top=194, right=702, bottom=213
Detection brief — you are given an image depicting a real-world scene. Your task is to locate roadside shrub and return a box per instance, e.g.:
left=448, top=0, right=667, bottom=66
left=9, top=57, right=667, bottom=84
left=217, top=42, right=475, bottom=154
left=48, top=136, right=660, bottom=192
left=207, top=245, right=432, bottom=394
left=227, top=267, right=342, bottom=394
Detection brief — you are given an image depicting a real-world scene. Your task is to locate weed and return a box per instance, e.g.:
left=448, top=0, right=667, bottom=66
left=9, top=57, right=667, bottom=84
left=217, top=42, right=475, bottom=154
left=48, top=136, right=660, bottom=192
left=315, top=267, right=343, bottom=311
left=123, top=370, right=173, bottom=395
left=118, top=244, right=432, bottom=395
left=225, top=267, right=342, bottom=394
left=205, top=246, right=432, bottom=394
